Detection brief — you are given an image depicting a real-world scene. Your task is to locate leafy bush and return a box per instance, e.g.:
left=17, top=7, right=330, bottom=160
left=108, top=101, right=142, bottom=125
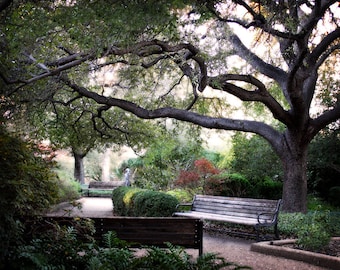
left=112, top=187, right=179, bottom=217
left=205, top=173, right=250, bottom=197
left=254, top=177, right=282, bottom=199
left=296, top=211, right=331, bottom=251
left=112, top=187, right=143, bottom=216
left=133, top=191, right=179, bottom=217
left=279, top=210, right=339, bottom=252
left=57, top=177, right=81, bottom=202
left=0, top=127, right=60, bottom=264
left=328, top=186, right=340, bottom=207
left=278, top=212, right=306, bottom=237
left=166, top=189, right=193, bottom=203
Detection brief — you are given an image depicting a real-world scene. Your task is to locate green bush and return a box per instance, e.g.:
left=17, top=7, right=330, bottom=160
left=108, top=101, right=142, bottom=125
left=296, top=211, right=331, bottom=251
left=112, top=187, right=143, bottom=216
left=112, top=187, right=179, bottom=217
left=328, top=186, right=340, bottom=207
left=205, top=172, right=250, bottom=197
left=133, top=191, right=179, bottom=217
left=58, top=177, right=81, bottom=202
left=166, top=189, right=193, bottom=203
left=279, top=211, right=337, bottom=252
left=278, top=212, right=305, bottom=237
left=255, top=177, right=282, bottom=199
left=0, top=127, right=60, bottom=264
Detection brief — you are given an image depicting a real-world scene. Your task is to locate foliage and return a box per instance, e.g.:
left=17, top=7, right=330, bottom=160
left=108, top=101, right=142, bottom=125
left=2, top=0, right=340, bottom=214
left=175, top=158, right=220, bottom=194
left=307, top=129, right=340, bottom=204
left=328, top=186, right=340, bottom=207
left=12, top=217, right=96, bottom=269
left=0, top=126, right=60, bottom=264
left=128, top=126, right=204, bottom=190
left=133, top=190, right=179, bottom=217
left=13, top=227, right=249, bottom=270
left=205, top=173, right=251, bottom=197
left=229, top=132, right=283, bottom=185
left=296, top=211, right=331, bottom=252
left=279, top=209, right=340, bottom=251
left=254, top=177, right=282, bottom=200
left=112, top=187, right=144, bottom=216
left=57, top=177, right=81, bottom=202
left=112, top=187, right=178, bottom=217
left=166, top=189, right=193, bottom=203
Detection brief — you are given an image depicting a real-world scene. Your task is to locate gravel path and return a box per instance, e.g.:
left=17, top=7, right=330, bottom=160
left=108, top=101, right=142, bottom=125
left=47, top=197, right=328, bottom=270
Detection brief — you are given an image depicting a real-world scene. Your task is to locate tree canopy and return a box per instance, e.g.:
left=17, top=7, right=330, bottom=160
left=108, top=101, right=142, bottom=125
left=1, top=0, right=339, bottom=212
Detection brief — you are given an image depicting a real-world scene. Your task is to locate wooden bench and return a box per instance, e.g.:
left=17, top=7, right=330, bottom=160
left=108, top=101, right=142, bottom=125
left=28, top=216, right=203, bottom=256
left=173, top=195, right=281, bottom=241
left=81, top=181, right=124, bottom=197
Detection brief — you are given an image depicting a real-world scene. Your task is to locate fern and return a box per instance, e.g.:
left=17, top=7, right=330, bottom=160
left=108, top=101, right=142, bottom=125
left=103, top=230, right=131, bottom=248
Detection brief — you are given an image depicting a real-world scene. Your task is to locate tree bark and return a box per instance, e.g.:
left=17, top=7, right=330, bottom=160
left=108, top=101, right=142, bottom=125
left=73, top=152, right=85, bottom=184
left=280, top=134, right=308, bottom=213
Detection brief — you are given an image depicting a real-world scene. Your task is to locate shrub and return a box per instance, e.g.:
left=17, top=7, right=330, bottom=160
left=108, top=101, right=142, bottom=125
left=255, top=177, right=282, bottom=199
left=0, top=127, right=60, bottom=264
left=205, top=173, right=250, bottom=197
left=296, top=211, right=331, bottom=251
left=166, top=189, right=193, bottom=203
left=328, top=186, right=340, bottom=207
left=278, top=212, right=307, bottom=237
left=279, top=211, right=336, bottom=252
left=133, top=191, right=179, bottom=217
left=112, top=187, right=143, bottom=216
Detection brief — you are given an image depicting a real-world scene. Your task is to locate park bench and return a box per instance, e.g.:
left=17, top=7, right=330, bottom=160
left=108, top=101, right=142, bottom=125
left=173, top=195, right=282, bottom=241
left=81, top=181, right=124, bottom=197
left=28, top=216, right=203, bottom=256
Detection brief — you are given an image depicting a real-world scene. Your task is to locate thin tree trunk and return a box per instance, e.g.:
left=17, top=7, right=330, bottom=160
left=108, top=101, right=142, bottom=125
left=74, top=152, right=85, bottom=184
left=101, top=148, right=111, bottom=182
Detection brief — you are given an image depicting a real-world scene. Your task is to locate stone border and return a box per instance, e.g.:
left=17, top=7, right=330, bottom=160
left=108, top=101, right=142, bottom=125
left=251, top=237, right=340, bottom=270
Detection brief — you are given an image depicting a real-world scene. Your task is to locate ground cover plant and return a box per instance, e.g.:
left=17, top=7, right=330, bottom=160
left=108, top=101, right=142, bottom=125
left=12, top=220, right=251, bottom=270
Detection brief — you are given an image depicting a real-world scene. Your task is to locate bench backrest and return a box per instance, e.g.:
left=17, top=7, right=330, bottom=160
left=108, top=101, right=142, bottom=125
left=192, top=195, right=281, bottom=222
left=31, top=216, right=203, bottom=253
left=88, top=181, right=124, bottom=189
left=91, top=217, right=202, bottom=250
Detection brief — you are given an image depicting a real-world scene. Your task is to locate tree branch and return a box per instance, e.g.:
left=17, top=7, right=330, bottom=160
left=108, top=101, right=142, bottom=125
left=208, top=74, right=292, bottom=126
left=229, top=34, right=287, bottom=87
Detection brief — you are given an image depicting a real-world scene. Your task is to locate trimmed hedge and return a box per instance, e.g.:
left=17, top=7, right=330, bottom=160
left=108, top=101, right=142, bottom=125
left=133, top=190, right=179, bottom=217
left=112, top=187, right=179, bottom=217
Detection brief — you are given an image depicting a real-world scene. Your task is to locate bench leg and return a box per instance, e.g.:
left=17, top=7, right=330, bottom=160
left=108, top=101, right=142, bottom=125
left=274, top=223, right=280, bottom=240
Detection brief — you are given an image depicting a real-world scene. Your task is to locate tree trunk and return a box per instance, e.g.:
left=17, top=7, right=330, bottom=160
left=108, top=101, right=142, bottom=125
left=281, top=140, right=308, bottom=213
left=74, top=152, right=85, bottom=184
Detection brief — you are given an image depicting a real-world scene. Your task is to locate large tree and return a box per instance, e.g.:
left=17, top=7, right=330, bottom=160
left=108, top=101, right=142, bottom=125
left=1, top=0, right=339, bottom=212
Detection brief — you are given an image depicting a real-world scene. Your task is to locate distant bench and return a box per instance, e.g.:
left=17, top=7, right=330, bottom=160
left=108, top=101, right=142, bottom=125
left=173, top=195, right=282, bottom=241
left=81, top=181, right=124, bottom=197
left=27, top=216, right=203, bottom=256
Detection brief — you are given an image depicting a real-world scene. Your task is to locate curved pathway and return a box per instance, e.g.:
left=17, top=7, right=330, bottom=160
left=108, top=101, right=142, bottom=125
left=47, top=197, right=328, bottom=270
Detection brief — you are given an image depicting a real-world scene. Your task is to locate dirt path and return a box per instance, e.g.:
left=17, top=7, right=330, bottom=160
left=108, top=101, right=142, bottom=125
left=47, top=198, right=328, bottom=270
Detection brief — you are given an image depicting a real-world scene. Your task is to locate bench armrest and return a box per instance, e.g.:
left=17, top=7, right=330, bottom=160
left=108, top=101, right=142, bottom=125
left=175, top=203, right=192, bottom=211
left=257, top=212, right=277, bottom=225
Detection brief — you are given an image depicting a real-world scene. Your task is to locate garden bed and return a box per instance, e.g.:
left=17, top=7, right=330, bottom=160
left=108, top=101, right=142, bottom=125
left=251, top=237, right=340, bottom=270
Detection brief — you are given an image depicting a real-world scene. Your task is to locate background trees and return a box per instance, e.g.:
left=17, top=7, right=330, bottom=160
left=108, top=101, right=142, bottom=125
left=1, top=1, right=339, bottom=212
